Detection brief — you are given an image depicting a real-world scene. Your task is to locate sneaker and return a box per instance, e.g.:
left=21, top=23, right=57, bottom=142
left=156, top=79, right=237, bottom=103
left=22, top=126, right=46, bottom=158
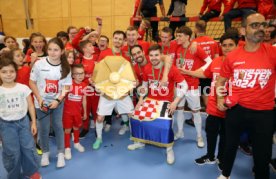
left=41, top=152, right=50, bottom=167
left=92, top=138, right=102, bottom=150
left=56, top=153, right=65, bottom=168
left=239, top=144, right=252, bottom=156
left=217, top=159, right=223, bottom=172
left=79, top=129, right=89, bottom=139
left=36, top=143, right=42, bottom=155
left=104, top=124, right=111, bottom=132
left=217, top=174, right=230, bottom=179
left=195, top=155, right=216, bottom=165
left=118, top=125, right=129, bottom=135
left=74, top=143, right=85, bottom=152
left=174, top=131, right=184, bottom=140
left=127, top=142, right=145, bottom=150
left=64, top=148, right=72, bottom=160
left=270, top=159, right=276, bottom=173
left=166, top=148, right=175, bottom=165
left=197, top=137, right=205, bottom=148
left=28, top=172, right=42, bottom=179
left=185, top=118, right=195, bottom=127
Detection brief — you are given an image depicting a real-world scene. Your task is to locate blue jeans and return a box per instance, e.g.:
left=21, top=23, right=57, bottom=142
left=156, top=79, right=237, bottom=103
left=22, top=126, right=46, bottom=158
left=0, top=116, right=40, bottom=179
left=224, top=8, right=256, bottom=31
left=36, top=102, right=65, bottom=154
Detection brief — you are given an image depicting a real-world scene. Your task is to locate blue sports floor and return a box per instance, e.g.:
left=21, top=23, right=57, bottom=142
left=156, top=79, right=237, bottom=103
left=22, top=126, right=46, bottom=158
left=1, top=113, right=276, bottom=179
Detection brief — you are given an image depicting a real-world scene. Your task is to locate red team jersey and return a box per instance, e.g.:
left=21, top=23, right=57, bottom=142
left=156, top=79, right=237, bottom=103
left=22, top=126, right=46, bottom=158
left=64, top=81, right=87, bottom=115
left=220, top=44, right=276, bottom=110
left=193, top=36, right=219, bottom=59
left=175, top=45, right=208, bottom=89
left=200, top=0, right=231, bottom=15
left=143, top=64, right=185, bottom=102
left=203, top=56, right=226, bottom=118
left=16, top=66, right=31, bottom=86
left=133, top=56, right=149, bottom=84
left=159, top=40, right=179, bottom=59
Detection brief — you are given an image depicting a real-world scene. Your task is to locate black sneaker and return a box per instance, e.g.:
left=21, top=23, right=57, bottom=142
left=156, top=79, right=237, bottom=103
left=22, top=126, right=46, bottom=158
left=79, top=129, right=89, bottom=139
left=185, top=118, right=195, bottom=127
left=270, top=159, right=276, bottom=173
left=195, top=155, right=216, bottom=165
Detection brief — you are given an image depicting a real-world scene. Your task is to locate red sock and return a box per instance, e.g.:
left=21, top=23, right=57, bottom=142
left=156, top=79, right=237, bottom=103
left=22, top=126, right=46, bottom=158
left=64, top=132, right=71, bottom=148
left=73, top=129, right=80, bottom=144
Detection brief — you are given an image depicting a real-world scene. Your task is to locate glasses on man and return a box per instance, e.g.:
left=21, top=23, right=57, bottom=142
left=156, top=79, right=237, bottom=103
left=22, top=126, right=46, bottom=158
left=73, top=72, right=84, bottom=76
left=248, top=22, right=268, bottom=29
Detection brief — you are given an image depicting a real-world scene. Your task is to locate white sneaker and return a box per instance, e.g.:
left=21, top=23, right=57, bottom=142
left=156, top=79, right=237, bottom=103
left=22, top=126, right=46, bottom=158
left=217, top=174, right=230, bottom=179
left=104, top=124, right=111, bottom=132
left=166, top=148, right=175, bottom=164
left=64, top=148, right=72, bottom=160
left=118, top=125, right=129, bottom=135
left=41, top=152, right=50, bottom=167
left=74, top=143, right=85, bottom=152
left=56, top=153, right=65, bottom=168
left=127, top=142, right=145, bottom=150
left=197, top=137, right=205, bottom=148
left=174, top=131, right=184, bottom=140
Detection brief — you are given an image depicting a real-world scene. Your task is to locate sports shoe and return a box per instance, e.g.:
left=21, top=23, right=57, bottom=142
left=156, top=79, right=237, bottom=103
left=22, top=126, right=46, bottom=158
left=104, top=124, right=111, bottom=132
left=217, top=159, right=223, bottom=172
left=41, top=152, right=50, bottom=167
left=118, top=125, right=129, bottom=135
left=195, top=155, right=216, bottom=165
left=197, top=137, right=205, bottom=148
left=64, top=148, right=72, bottom=160
left=174, top=131, right=184, bottom=140
left=217, top=174, right=230, bottom=179
left=92, top=138, right=102, bottom=150
left=79, top=129, right=89, bottom=139
left=127, top=142, right=145, bottom=150
left=28, top=172, right=42, bottom=179
left=36, top=143, right=42, bottom=155
left=74, top=143, right=85, bottom=152
left=166, top=148, right=175, bottom=165
left=56, top=153, right=65, bottom=168
left=270, top=158, right=276, bottom=173
left=185, top=118, right=195, bottom=127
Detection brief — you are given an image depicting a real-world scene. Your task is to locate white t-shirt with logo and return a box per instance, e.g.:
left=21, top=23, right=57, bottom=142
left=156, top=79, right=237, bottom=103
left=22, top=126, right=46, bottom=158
left=30, top=57, right=72, bottom=108
left=0, top=83, right=31, bottom=121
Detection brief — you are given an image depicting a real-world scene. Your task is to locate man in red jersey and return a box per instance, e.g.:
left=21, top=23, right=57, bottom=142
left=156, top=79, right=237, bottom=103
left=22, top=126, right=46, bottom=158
left=216, top=13, right=276, bottom=179
left=121, top=26, right=150, bottom=62
left=174, top=26, right=212, bottom=148
left=199, top=0, right=230, bottom=22
left=128, top=44, right=188, bottom=165
left=221, top=0, right=257, bottom=31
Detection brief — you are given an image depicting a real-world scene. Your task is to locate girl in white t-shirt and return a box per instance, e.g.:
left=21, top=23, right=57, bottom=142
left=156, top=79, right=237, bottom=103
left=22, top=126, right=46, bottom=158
left=0, top=57, right=41, bottom=179
left=29, top=37, right=72, bottom=168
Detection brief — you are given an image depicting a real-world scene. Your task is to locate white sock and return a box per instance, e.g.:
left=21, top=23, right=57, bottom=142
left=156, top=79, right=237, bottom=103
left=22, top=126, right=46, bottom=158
left=174, top=110, right=185, bottom=133
left=193, top=112, right=202, bottom=138
left=166, top=146, right=173, bottom=152
left=96, top=121, right=103, bottom=139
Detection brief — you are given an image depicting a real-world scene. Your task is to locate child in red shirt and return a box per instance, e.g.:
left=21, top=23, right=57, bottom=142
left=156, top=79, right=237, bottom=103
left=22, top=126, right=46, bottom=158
left=63, top=64, right=87, bottom=160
